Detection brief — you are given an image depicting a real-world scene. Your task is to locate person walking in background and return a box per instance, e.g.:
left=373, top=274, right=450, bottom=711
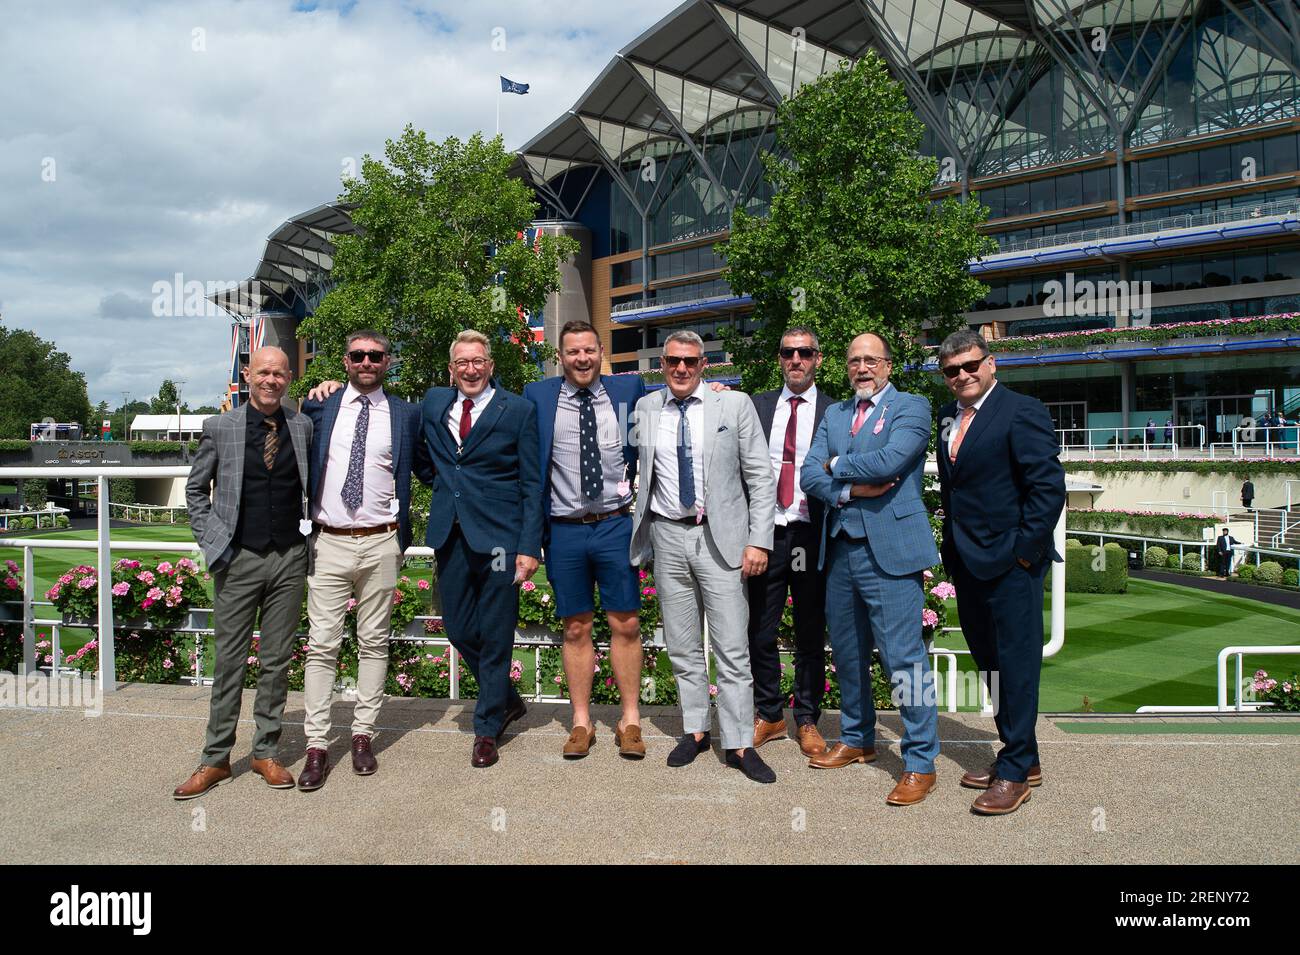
left=1241, top=477, right=1255, bottom=511
left=173, top=347, right=311, bottom=800
left=1215, top=527, right=1241, bottom=579
left=935, top=330, right=1066, bottom=816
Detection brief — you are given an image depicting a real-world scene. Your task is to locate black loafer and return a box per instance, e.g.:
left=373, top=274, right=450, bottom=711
left=471, top=735, right=499, bottom=768
left=666, top=732, right=710, bottom=767
left=726, top=748, right=776, bottom=784
left=498, top=699, right=527, bottom=739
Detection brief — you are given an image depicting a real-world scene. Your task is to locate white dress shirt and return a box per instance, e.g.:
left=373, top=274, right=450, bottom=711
left=833, top=390, right=881, bottom=506
left=947, top=381, right=997, bottom=459
left=312, top=383, right=394, bottom=528
left=446, top=385, right=496, bottom=446
left=650, top=381, right=707, bottom=521
left=769, top=383, right=818, bottom=525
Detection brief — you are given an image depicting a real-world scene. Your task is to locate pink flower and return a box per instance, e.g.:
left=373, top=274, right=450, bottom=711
left=393, top=591, right=404, bottom=604
left=641, top=587, right=656, bottom=596
left=58, top=574, right=74, bottom=585
left=931, top=581, right=956, bottom=600
left=4, top=559, right=17, bottom=573
left=3, top=576, right=19, bottom=590
left=605, top=677, right=614, bottom=687
left=44, top=654, right=53, bottom=663
left=147, top=587, right=163, bottom=600
left=162, top=658, right=174, bottom=669
left=553, top=675, right=563, bottom=684
left=247, top=655, right=258, bottom=665
left=137, top=571, right=155, bottom=585
left=346, top=598, right=358, bottom=611
left=540, top=594, right=550, bottom=604
left=521, top=580, right=536, bottom=592
left=922, top=609, right=939, bottom=628
left=708, top=684, right=719, bottom=697
left=46, top=585, right=61, bottom=600
left=638, top=570, right=648, bottom=581
left=77, top=576, right=97, bottom=589
left=417, top=579, right=430, bottom=591
left=111, top=582, right=130, bottom=596
left=177, top=558, right=197, bottom=572
left=156, top=561, right=174, bottom=575
left=786, top=596, right=794, bottom=606
left=923, top=569, right=934, bottom=580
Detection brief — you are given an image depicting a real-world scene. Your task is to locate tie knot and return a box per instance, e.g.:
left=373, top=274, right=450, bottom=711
left=576, top=388, right=593, bottom=403
left=674, top=397, right=691, bottom=412
left=462, top=398, right=474, bottom=412
left=858, top=398, right=870, bottom=411
left=789, top=395, right=803, bottom=407
left=961, top=405, right=976, bottom=419
left=265, top=418, right=277, bottom=432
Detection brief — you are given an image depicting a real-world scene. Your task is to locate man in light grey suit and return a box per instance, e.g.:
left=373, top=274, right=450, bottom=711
left=174, top=347, right=312, bottom=800
left=801, top=332, right=942, bottom=806
left=629, top=331, right=777, bottom=783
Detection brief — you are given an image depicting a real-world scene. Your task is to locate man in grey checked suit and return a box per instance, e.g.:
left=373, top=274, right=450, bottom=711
left=629, top=331, right=777, bottom=783
left=174, top=346, right=312, bottom=799
left=801, top=332, right=942, bottom=807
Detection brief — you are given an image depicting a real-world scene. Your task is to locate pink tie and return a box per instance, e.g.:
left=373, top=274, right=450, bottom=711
left=850, top=398, right=871, bottom=437
left=949, top=406, right=976, bottom=463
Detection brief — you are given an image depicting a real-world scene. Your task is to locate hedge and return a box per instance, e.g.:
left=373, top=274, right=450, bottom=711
left=1067, top=509, right=1217, bottom=539
left=987, top=312, right=1300, bottom=355
left=1238, top=564, right=1256, bottom=581
left=1066, top=460, right=1300, bottom=478
left=1181, top=553, right=1202, bottom=572
left=1286, top=569, right=1299, bottom=588
left=1257, top=561, right=1284, bottom=585
left=1144, top=546, right=1169, bottom=568
left=1064, top=542, right=1128, bottom=593
left=128, top=440, right=199, bottom=455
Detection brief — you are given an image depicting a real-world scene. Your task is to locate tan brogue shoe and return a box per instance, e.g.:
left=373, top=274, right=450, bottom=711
left=173, top=763, right=230, bottom=800
left=753, top=716, right=788, bottom=749
left=797, top=723, right=828, bottom=756
left=960, top=763, right=1042, bottom=790
left=807, top=742, right=876, bottom=769
left=562, top=725, right=596, bottom=759
left=971, top=778, right=1032, bottom=815
left=886, top=771, right=937, bottom=806
left=249, top=756, right=295, bottom=789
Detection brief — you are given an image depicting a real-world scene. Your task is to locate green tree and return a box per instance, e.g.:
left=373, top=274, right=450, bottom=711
left=295, top=125, right=579, bottom=399
left=149, top=379, right=189, bottom=415
left=92, top=400, right=110, bottom=439
left=723, top=55, right=995, bottom=401
left=0, top=322, right=94, bottom=438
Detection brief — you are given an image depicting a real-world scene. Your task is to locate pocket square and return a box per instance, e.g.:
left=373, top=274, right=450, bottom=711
left=717, top=424, right=729, bottom=432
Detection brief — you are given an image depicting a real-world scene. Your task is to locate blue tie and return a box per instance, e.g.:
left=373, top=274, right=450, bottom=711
left=341, top=396, right=369, bottom=511
left=674, top=398, right=695, bottom=510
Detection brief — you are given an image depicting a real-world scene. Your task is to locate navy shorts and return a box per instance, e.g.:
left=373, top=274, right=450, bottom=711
left=546, top=513, right=641, bottom=619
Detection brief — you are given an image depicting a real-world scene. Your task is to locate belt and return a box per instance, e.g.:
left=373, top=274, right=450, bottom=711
left=317, top=522, right=399, bottom=538
left=551, top=504, right=632, bottom=525
left=653, top=512, right=707, bottom=527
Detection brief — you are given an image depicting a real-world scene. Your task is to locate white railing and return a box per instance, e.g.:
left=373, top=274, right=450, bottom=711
left=108, top=502, right=189, bottom=525
left=1210, top=425, right=1300, bottom=458
left=1133, top=499, right=1232, bottom=519
left=1065, top=528, right=1300, bottom=572
left=0, top=506, right=71, bottom=531
left=1054, top=424, right=1205, bottom=460
left=1137, top=644, right=1300, bottom=713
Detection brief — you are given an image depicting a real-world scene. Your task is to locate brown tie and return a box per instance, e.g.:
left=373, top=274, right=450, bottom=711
left=263, top=418, right=279, bottom=470
left=949, top=406, right=975, bottom=463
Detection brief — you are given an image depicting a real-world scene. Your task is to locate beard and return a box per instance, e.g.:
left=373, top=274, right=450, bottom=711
left=854, top=380, right=876, bottom=402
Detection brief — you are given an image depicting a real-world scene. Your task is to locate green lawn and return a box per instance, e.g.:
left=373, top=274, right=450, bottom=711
left=935, top=577, right=1300, bottom=712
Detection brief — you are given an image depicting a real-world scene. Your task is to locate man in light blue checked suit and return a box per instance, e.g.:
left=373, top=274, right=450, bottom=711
left=802, top=332, right=941, bottom=807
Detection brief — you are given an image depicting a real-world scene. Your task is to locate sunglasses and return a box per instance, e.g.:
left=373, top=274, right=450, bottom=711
left=348, top=349, right=386, bottom=364
left=779, top=346, right=818, bottom=360
left=941, top=357, right=988, bottom=379
left=663, top=355, right=702, bottom=369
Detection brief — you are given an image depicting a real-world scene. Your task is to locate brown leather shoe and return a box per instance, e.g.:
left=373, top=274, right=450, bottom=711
left=972, top=778, right=1032, bottom=815
left=351, top=735, right=377, bottom=775
left=753, top=716, right=788, bottom=749
left=960, top=763, right=1042, bottom=790
left=808, top=742, right=876, bottom=769
left=615, top=724, right=646, bottom=760
left=172, top=762, right=230, bottom=800
left=562, top=725, right=596, bottom=759
left=886, top=771, right=937, bottom=806
left=471, top=735, right=499, bottom=768
left=797, top=723, right=828, bottom=756
left=298, top=748, right=329, bottom=791
left=250, top=756, right=295, bottom=789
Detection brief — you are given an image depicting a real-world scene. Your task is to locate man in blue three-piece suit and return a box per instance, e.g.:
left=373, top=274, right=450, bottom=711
left=801, top=332, right=942, bottom=807
left=420, top=329, right=543, bottom=768
left=295, top=329, right=427, bottom=791
left=936, top=329, right=1065, bottom=816
left=523, top=320, right=649, bottom=760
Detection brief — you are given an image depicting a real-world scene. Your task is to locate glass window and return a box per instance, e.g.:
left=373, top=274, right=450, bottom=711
left=1262, top=134, right=1297, bottom=176
left=1268, top=246, right=1300, bottom=281
left=1030, top=177, right=1055, bottom=213
left=979, top=187, right=1005, bottom=219
left=1136, top=260, right=1172, bottom=293
left=1201, top=253, right=1233, bottom=287
left=610, top=327, right=642, bottom=353
left=1081, top=168, right=1111, bottom=204
left=1056, top=173, right=1083, bottom=209
left=1003, top=182, right=1030, bottom=217
left=1166, top=151, right=1197, bottom=191
left=610, top=361, right=639, bottom=373
left=1137, top=156, right=1168, bottom=195
left=1235, top=250, right=1266, bottom=284
left=1198, top=146, right=1232, bottom=186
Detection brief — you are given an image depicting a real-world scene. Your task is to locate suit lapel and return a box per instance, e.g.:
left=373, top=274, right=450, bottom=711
left=388, top=394, right=405, bottom=475
left=228, top=404, right=248, bottom=493
left=756, top=390, right=777, bottom=440
left=541, top=377, right=562, bottom=471
left=639, top=394, right=662, bottom=490
left=950, top=384, right=1003, bottom=475
left=851, top=384, right=894, bottom=450
left=430, top=391, right=459, bottom=458
left=287, top=410, right=310, bottom=493
left=461, top=390, right=507, bottom=458
left=702, top=387, right=720, bottom=476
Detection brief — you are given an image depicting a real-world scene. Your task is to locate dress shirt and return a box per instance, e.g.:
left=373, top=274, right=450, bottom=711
left=446, top=385, right=496, bottom=446
left=550, top=379, right=631, bottom=517
left=235, top=404, right=301, bottom=551
left=769, top=384, right=818, bottom=525
left=946, top=381, right=997, bottom=459
left=833, top=391, right=881, bottom=506
left=312, top=383, right=394, bottom=528
left=649, top=381, right=707, bottom=521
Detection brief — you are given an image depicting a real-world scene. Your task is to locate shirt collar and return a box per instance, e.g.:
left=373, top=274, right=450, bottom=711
left=561, top=377, right=604, bottom=399
left=960, top=380, right=997, bottom=413
left=457, top=385, right=495, bottom=408
left=779, top=383, right=817, bottom=405
left=662, top=380, right=706, bottom=407
left=343, top=382, right=385, bottom=407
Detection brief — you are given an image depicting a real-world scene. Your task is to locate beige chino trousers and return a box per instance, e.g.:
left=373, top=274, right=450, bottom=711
left=303, top=529, right=401, bottom=750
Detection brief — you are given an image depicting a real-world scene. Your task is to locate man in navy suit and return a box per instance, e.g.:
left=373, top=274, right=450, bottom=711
left=802, top=332, right=942, bottom=807
left=936, top=329, right=1065, bottom=815
left=296, top=330, right=426, bottom=790
left=421, top=329, right=543, bottom=768
left=523, top=321, right=648, bottom=760
left=747, top=327, right=835, bottom=757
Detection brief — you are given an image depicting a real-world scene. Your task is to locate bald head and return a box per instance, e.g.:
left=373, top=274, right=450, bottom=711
left=243, top=346, right=291, bottom=413
left=846, top=332, right=893, bottom=400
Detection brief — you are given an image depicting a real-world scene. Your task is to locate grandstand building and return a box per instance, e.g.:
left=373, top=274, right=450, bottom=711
left=214, top=0, right=1300, bottom=446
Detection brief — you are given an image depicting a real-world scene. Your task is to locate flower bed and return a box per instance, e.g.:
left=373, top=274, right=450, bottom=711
left=44, top=557, right=210, bottom=628
left=1067, top=507, right=1219, bottom=540
left=986, top=312, right=1300, bottom=354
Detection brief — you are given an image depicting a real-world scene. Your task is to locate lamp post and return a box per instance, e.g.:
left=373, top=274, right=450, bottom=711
left=120, top=392, right=130, bottom=442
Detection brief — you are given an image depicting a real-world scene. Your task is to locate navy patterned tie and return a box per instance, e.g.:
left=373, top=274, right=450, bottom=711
left=674, top=398, right=695, bottom=510
left=341, top=396, right=368, bottom=511
left=577, top=388, right=602, bottom=502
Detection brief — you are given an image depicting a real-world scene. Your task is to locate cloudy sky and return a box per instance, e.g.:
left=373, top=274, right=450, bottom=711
left=0, top=0, right=681, bottom=408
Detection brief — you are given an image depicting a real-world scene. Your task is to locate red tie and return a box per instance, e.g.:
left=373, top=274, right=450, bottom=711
left=777, top=396, right=803, bottom=509
left=850, top=398, right=871, bottom=436
left=459, top=398, right=474, bottom=442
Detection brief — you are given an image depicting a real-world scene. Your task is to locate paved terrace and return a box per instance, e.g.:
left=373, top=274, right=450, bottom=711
left=2, top=683, right=1295, bottom=865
